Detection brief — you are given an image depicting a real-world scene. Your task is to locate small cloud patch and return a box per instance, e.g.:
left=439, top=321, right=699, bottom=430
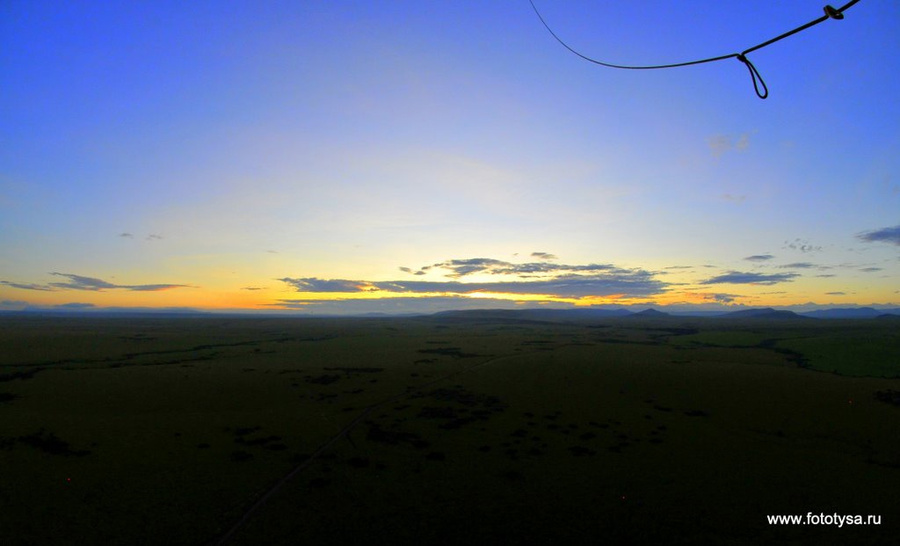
left=857, top=225, right=900, bottom=246
left=783, top=239, right=822, bottom=253
left=531, top=252, right=558, bottom=261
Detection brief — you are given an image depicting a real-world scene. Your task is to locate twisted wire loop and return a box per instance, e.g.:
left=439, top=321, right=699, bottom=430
left=529, top=0, right=862, bottom=99
left=737, top=55, right=768, bottom=99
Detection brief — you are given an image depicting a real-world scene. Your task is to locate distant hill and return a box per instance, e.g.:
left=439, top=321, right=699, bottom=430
left=801, top=307, right=900, bottom=319
left=429, top=308, right=633, bottom=322
left=520, top=308, right=633, bottom=320
left=717, top=308, right=808, bottom=320
left=1, top=308, right=209, bottom=319
left=626, top=308, right=671, bottom=318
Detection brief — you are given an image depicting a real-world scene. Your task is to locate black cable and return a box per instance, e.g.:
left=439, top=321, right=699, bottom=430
left=529, top=0, right=862, bottom=98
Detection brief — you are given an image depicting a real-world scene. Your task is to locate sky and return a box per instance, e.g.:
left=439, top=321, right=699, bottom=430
left=1, top=0, right=898, bottom=315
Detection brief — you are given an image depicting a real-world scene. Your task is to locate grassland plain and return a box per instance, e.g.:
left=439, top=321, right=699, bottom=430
left=0, top=315, right=898, bottom=545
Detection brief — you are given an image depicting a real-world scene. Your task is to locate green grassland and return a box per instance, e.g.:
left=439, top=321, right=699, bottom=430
left=1, top=315, right=898, bottom=545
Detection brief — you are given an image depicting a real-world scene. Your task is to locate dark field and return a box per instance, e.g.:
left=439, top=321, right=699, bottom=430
left=1, top=315, right=899, bottom=545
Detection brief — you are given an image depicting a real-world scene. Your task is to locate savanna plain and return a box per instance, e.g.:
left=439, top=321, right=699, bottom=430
left=1, top=313, right=899, bottom=545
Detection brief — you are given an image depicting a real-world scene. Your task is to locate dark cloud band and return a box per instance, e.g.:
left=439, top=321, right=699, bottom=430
left=2, top=273, right=190, bottom=292
left=279, top=270, right=667, bottom=299
left=700, top=271, right=800, bottom=285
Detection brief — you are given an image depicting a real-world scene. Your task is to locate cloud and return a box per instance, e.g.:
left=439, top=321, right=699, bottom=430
left=744, top=254, right=774, bottom=262
left=857, top=225, right=900, bottom=246
left=427, top=258, right=512, bottom=278
left=278, top=278, right=374, bottom=292
left=49, top=273, right=118, bottom=290
left=708, top=135, right=731, bottom=157
left=708, top=132, right=751, bottom=157
left=424, top=258, right=621, bottom=279
left=146, top=234, right=163, bottom=241
left=700, top=292, right=740, bottom=303
left=126, top=284, right=190, bottom=291
left=720, top=194, right=747, bottom=203
left=825, top=291, right=846, bottom=296
left=531, top=252, right=558, bottom=261
left=777, top=262, right=816, bottom=269
left=242, top=286, right=264, bottom=291
left=0, top=280, right=56, bottom=291
left=119, top=233, right=134, bottom=238
left=399, top=267, right=429, bottom=276
left=279, top=266, right=667, bottom=300
left=3, top=273, right=191, bottom=292
left=783, top=239, right=822, bottom=253
left=387, top=275, right=664, bottom=298
left=859, top=267, right=883, bottom=273
left=700, top=271, right=800, bottom=285
left=270, top=296, right=572, bottom=315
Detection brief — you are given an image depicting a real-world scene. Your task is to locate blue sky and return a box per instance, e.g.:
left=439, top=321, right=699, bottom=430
left=1, top=1, right=898, bottom=314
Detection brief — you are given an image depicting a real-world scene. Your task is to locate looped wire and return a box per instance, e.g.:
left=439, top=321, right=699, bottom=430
left=736, top=55, right=768, bottom=99
left=529, top=0, right=862, bottom=99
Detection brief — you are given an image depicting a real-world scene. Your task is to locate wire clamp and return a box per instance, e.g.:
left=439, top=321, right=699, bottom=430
left=824, top=5, right=845, bottom=19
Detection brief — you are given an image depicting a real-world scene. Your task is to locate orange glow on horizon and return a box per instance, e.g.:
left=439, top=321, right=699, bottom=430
left=4, top=280, right=897, bottom=312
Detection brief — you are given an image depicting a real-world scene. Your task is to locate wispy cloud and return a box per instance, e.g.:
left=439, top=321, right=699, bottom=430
left=783, top=238, right=822, bottom=253
left=2, top=273, right=191, bottom=292
left=744, top=254, right=774, bottom=262
left=700, top=271, right=800, bottom=285
left=694, top=292, right=741, bottom=303
left=777, top=262, right=816, bottom=269
left=708, top=132, right=751, bottom=157
left=857, top=225, right=900, bottom=246
left=407, top=257, right=625, bottom=279
left=859, top=267, right=883, bottom=273
left=49, top=273, right=118, bottom=290
left=719, top=194, right=747, bottom=203
left=119, top=232, right=134, bottom=238
left=531, top=252, right=558, bottom=261
left=242, top=286, right=264, bottom=291
left=278, top=278, right=374, bottom=293
left=0, top=280, right=56, bottom=291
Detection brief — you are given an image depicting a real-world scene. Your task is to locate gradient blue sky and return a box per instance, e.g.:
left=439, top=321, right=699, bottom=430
left=1, top=1, right=898, bottom=314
